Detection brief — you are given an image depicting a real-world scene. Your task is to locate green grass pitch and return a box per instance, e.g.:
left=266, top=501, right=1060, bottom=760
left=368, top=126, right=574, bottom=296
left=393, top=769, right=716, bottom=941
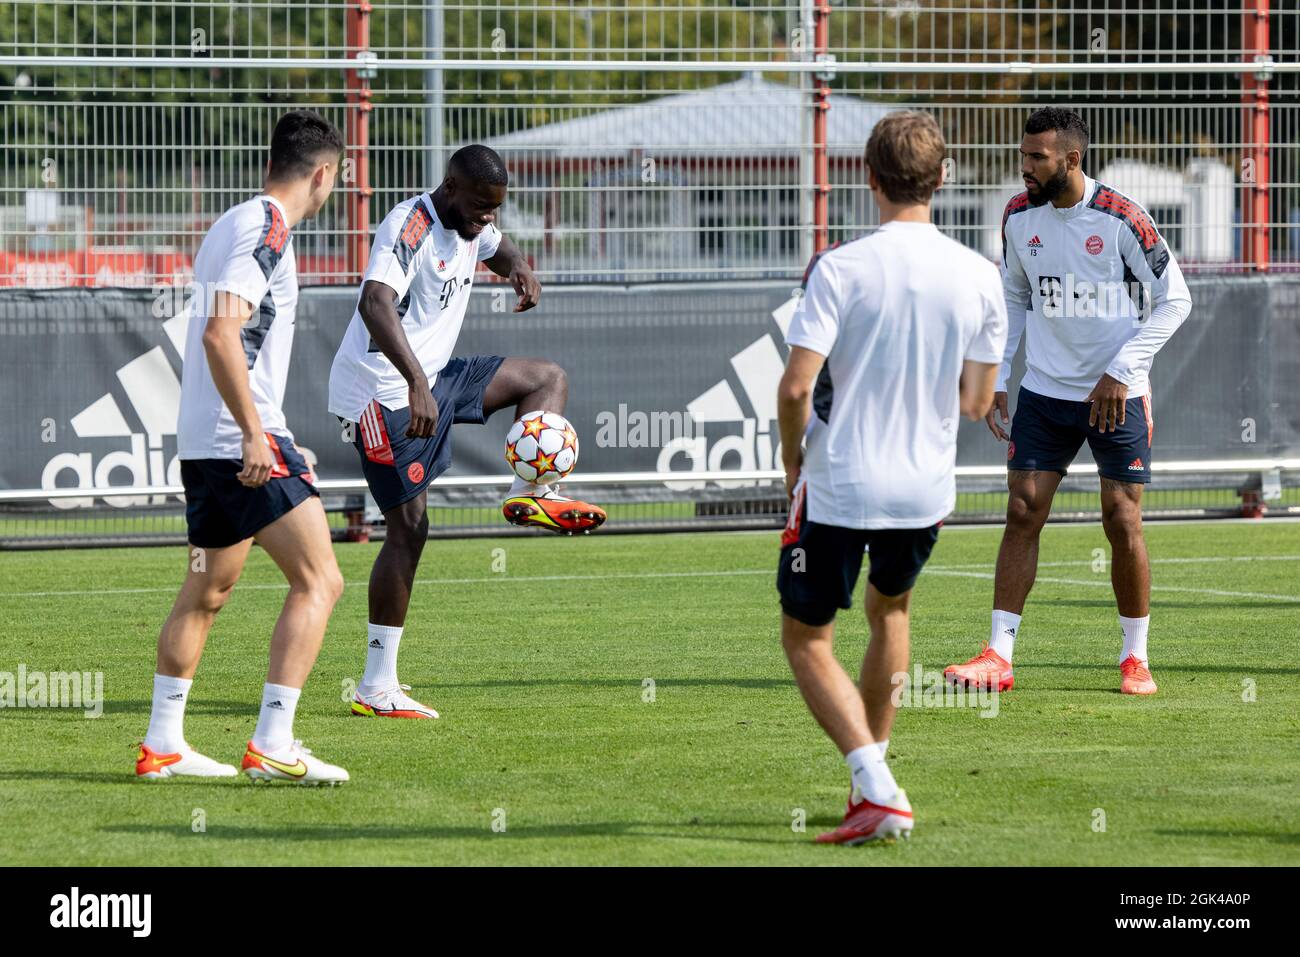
left=0, top=520, right=1297, bottom=865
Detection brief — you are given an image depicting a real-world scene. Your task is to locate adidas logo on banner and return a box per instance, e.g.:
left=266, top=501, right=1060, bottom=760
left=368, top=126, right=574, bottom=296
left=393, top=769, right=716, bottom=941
left=656, top=292, right=801, bottom=490
left=41, top=295, right=317, bottom=509
left=43, top=317, right=189, bottom=509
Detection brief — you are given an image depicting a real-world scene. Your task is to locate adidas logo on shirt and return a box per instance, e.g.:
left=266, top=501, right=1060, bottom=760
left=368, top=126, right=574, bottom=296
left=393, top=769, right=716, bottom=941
left=1027, top=235, right=1043, bottom=249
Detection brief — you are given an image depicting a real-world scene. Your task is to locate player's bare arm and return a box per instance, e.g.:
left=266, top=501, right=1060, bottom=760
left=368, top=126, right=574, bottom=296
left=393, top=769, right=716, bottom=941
left=202, top=290, right=273, bottom=487
left=959, top=359, right=1000, bottom=422
left=357, top=279, right=438, bottom=439
left=777, top=345, right=826, bottom=500
left=1085, top=371, right=1128, bottom=433
left=483, top=232, right=540, bottom=312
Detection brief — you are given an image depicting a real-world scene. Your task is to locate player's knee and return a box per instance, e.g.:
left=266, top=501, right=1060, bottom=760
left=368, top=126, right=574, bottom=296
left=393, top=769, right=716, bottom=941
left=866, top=589, right=909, bottom=624
left=386, top=505, right=429, bottom=546
left=528, top=358, right=566, bottom=395
left=293, top=564, right=344, bottom=606
left=198, top=580, right=237, bottom=615
left=545, top=360, right=567, bottom=391
left=1006, top=494, right=1048, bottom=533
left=322, top=565, right=346, bottom=606
left=1102, top=505, right=1142, bottom=546
left=781, top=618, right=832, bottom=660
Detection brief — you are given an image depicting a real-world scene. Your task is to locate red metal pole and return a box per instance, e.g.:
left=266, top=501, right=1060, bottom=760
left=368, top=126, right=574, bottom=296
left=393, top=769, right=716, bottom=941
left=812, top=1, right=831, bottom=253
left=346, top=2, right=373, bottom=283
left=1252, top=0, right=1270, bottom=272
left=1242, top=1, right=1270, bottom=272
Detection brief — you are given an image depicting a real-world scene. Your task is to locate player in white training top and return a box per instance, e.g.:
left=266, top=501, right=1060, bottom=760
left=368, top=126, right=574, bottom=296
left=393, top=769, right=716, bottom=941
left=945, top=107, right=1193, bottom=697
left=137, top=110, right=349, bottom=785
left=328, top=145, right=605, bottom=721
left=777, top=112, right=1007, bottom=844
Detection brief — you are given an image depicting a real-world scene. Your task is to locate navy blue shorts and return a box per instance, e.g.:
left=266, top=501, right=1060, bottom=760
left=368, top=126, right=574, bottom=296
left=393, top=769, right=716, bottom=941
left=181, top=434, right=319, bottom=548
left=349, top=354, right=506, bottom=514
left=776, top=484, right=941, bottom=626
left=1007, top=386, right=1153, bottom=484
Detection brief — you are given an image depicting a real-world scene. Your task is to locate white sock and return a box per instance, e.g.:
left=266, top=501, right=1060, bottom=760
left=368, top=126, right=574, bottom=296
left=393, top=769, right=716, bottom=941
left=252, top=682, right=301, bottom=753
left=360, top=623, right=403, bottom=694
left=846, top=742, right=899, bottom=805
left=508, top=475, right=545, bottom=497
left=144, top=673, right=191, bottom=753
left=871, top=739, right=889, bottom=761
left=990, top=609, right=1021, bottom=661
left=1119, top=614, right=1150, bottom=664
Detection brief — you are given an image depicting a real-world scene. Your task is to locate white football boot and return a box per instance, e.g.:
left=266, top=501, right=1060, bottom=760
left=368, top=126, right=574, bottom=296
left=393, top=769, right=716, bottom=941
left=241, top=739, right=350, bottom=786
left=135, top=742, right=238, bottom=779
left=351, top=683, right=439, bottom=719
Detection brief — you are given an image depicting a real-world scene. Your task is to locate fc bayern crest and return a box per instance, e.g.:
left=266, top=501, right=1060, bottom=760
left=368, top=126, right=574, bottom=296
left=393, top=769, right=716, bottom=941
left=1085, top=234, right=1104, bottom=255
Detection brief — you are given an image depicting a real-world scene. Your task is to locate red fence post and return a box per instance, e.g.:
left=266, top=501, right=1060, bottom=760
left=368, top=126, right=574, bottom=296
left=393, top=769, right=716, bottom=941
left=346, top=1, right=374, bottom=283
left=1242, top=0, right=1271, bottom=272
left=812, top=1, right=831, bottom=253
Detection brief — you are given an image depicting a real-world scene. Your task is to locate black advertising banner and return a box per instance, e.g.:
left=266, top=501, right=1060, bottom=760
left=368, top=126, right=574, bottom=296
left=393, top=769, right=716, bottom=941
left=1, top=277, right=1296, bottom=506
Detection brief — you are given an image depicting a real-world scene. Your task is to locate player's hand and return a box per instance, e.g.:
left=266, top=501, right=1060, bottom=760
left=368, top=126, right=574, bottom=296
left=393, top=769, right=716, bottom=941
left=1086, top=374, right=1128, bottom=433
left=237, top=433, right=274, bottom=488
left=510, top=262, right=541, bottom=313
left=783, top=452, right=803, bottom=502
left=985, top=391, right=1010, bottom=441
left=407, top=378, right=439, bottom=439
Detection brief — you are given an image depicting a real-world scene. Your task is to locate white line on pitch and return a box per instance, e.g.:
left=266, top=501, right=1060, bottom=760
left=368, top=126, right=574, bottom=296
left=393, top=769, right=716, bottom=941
left=931, top=555, right=1300, bottom=569
left=926, top=569, right=1300, bottom=603
left=2, top=559, right=1297, bottom=601
left=0, top=568, right=774, bottom=599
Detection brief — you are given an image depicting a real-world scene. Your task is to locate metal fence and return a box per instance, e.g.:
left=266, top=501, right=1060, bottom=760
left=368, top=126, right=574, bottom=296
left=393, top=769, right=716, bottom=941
left=2, top=1, right=1298, bottom=286
left=2, top=2, right=1299, bottom=547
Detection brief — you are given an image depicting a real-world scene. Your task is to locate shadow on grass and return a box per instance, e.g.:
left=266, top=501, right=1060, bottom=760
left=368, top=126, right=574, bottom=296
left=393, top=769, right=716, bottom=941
left=1029, top=662, right=1296, bottom=675
left=97, top=819, right=832, bottom=847
left=102, top=699, right=257, bottom=717
left=0, top=770, right=151, bottom=786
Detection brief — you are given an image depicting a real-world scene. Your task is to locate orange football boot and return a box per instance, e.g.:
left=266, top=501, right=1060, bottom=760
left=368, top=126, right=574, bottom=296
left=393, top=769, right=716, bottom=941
left=944, top=644, right=1015, bottom=691
left=816, top=790, right=913, bottom=845
left=503, top=489, right=606, bottom=534
left=1120, top=655, right=1158, bottom=695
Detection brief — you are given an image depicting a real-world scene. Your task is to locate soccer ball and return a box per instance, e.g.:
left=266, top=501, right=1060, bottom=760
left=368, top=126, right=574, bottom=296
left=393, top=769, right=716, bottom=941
left=505, top=410, right=578, bottom=486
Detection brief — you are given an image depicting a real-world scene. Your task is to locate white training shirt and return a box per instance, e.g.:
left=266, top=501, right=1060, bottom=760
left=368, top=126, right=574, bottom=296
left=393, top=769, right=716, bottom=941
left=177, top=195, right=298, bottom=460
left=785, top=221, right=1008, bottom=530
left=328, top=193, right=502, bottom=421
left=998, top=174, right=1193, bottom=401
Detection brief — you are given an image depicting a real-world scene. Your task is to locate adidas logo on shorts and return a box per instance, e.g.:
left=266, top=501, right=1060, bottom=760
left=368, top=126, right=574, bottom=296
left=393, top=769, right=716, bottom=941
left=1127, top=457, right=1145, bottom=471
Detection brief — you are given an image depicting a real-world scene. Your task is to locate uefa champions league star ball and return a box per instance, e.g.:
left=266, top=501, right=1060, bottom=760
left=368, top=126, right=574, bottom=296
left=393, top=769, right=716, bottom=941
left=505, top=410, right=579, bottom=485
